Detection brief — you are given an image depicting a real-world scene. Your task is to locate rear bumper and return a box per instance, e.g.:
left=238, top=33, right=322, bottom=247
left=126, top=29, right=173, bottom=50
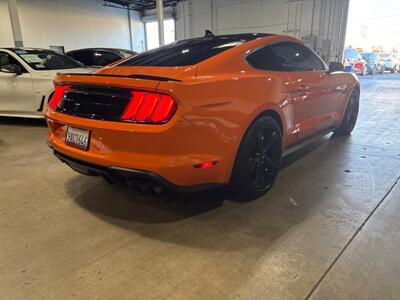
left=53, top=150, right=225, bottom=193
left=45, top=105, right=237, bottom=189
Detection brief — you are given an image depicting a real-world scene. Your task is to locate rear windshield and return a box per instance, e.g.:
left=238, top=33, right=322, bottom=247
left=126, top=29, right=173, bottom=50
left=119, top=34, right=266, bottom=67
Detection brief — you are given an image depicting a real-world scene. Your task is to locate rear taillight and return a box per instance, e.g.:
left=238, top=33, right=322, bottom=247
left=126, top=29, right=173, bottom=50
left=121, top=90, right=177, bottom=124
left=49, top=84, right=71, bottom=109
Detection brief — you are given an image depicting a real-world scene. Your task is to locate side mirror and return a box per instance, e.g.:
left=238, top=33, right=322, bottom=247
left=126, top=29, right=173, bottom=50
left=0, top=64, right=22, bottom=75
left=328, top=62, right=345, bottom=73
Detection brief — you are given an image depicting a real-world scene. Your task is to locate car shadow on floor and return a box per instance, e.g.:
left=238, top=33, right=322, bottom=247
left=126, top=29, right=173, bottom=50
left=65, top=133, right=352, bottom=250
left=0, top=116, right=46, bottom=127
left=68, top=134, right=338, bottom=210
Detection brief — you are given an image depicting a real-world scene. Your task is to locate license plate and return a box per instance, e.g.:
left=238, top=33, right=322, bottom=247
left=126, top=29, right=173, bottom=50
left=65, top=126, right=90, bottom=150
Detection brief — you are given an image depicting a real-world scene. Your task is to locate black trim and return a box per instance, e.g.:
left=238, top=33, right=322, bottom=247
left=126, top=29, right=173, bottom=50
left=282, top=128, right=335, bottom=157
left=58, top=73, right=182, bottom=82
left=52, top=150, right=224, bottom=193
left=37, top=95, right=45, bottom=112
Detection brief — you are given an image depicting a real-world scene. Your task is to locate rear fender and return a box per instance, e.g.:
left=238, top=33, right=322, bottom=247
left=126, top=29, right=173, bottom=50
left=157, top=73, right=292, bottom=180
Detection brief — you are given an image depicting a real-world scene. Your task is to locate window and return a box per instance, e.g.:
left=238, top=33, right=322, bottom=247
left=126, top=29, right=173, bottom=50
left=12, top=49, right=84, bottom=70
left=119, top=50, right=136, bottom=58
left=271, top=42, right=326, bottom=71
left=0, top=52, right=26, bottom=72
left=246, top=46, right=282, bottom=71
left=70, top=50, right=95, bottom=66
left=120, top=35, right=259, bottom=67
left=145, top=19, right=176, bottom=50
left=93, top=51, right=121, bottom=66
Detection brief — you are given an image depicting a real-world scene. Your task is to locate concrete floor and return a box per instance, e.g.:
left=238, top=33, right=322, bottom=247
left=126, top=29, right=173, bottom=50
left=1, top=73, right=400, bottom=300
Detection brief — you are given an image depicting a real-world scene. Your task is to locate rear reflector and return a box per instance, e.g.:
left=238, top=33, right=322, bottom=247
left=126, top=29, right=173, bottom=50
left=193, top=161, right=218, bottom=169
left=49, top=84, right=71, bottom=109
left=121, top=91, right=177, bottom=124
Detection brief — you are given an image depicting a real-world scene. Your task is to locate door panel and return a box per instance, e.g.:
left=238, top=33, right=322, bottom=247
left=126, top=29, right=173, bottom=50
left=0, top=72, right=35, bottom=113
left=289, top=71, right=341, bottom=141
left=266, top=41, right=342, bottom=142
left=0, top=51, right=35, bottom=113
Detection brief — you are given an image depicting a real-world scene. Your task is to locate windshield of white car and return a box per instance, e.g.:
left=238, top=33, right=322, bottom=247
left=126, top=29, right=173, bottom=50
left=12, top=49, right=85, bottom=70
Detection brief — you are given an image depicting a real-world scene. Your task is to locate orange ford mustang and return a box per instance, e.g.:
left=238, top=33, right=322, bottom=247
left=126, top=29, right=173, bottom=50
left=45, top=33, right=359, bottom=198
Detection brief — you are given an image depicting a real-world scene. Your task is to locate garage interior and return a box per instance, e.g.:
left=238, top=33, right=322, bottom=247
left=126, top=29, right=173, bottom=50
left=1, top=0, right=400, bottom=299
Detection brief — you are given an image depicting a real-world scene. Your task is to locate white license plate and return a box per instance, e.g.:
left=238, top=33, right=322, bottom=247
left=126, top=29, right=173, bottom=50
left=65, top=126, right=90, bottom=150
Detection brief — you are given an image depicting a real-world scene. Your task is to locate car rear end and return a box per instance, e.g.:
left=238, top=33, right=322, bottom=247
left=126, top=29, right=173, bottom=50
left=45, top=68, right=228, bottom=192
left=344, top=48, right=365, bottom=74
left=45, top=34, right=270, bottom=192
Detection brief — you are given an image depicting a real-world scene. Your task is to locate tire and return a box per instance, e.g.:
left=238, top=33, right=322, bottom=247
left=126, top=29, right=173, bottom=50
left=391, top=67, right=396, bottom=73
left=361, top=66, right=367, bottom=76
left=334, top=88, right=360, bottom=135
left=230, top=115, right=282, bottom=199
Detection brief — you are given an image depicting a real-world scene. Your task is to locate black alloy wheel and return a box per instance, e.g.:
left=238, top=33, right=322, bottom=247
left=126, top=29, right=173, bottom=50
left=334, top=88, right=360, bottom=135
left=231, top=116, right=282, bottom=199
left=248, top=126, right=281, bottom=191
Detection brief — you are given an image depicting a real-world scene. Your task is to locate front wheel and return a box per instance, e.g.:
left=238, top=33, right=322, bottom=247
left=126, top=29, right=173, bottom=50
left=230, top=116, right=282, bottom=199
left=334, top=88, right=360, bottom=135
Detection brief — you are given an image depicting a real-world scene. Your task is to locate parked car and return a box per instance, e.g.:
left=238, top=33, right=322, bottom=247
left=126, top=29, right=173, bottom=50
left=344, top=48, right=367, bottom=75
left=45, top=34, right=359, bottom=198
left=378, top=52, right=399, bottom=73
left=0, top=48, right=92, bottom=118
left=361, top=52, right=384, bottom=75
left=66, top=48, right=137, bottom=68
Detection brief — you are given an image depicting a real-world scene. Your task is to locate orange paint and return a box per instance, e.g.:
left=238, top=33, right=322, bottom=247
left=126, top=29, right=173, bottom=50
left=45, top=34, right=358, bottom=188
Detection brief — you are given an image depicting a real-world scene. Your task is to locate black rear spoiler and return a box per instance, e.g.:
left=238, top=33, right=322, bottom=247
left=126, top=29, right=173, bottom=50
left=57, top=73, right=182, bottom=82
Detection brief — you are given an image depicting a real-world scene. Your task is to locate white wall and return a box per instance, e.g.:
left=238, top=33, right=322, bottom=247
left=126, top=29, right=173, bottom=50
left=0, top=1, right=14, bottom=46
left=0, top=0, right=145, bottom=53
left=175, top=0, right=350, bottom=63
left=130, top=8, right=146, bottom=52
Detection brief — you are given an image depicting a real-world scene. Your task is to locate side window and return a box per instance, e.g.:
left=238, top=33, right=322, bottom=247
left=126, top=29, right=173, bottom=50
left=271, top=42, right=326, bottom=72
left=93, top=51, right=121, bottom=66
left=0, top=52, right=26, bottom=72
left=246, top=46, right=283, bottom=71
left=71, top=51, right=94, bottom=66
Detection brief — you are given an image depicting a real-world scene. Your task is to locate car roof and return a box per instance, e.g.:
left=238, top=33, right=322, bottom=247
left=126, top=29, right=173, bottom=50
left=178, top=33, right=274, bottom=44
left=66, top=48, right=136, bottom=54
left=2, top=47, right=54, bottom=51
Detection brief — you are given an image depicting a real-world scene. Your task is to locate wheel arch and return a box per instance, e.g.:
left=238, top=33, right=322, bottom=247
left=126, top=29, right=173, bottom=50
left=257, top=109, right=283, bottom=135
left=228, top=107, right=284, bottom=182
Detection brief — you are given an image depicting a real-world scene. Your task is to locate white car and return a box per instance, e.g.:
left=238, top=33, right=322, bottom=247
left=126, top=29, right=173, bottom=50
left=0, top=48, right=92, bottom=118
left=378, top=53, right=400, bottom=73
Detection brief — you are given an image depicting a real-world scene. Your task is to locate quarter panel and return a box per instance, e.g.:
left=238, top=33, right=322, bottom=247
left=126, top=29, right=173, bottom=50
left=158, top=72, right=294, bottom=182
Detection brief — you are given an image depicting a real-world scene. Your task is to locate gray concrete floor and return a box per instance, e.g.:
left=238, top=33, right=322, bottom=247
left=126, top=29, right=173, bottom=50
left=1, top=73, right=399, bottom=300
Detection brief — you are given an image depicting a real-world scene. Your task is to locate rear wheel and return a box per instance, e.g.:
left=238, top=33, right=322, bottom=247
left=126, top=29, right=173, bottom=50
left=334, top=89, right=360, bottom=135
left=230, top=116, right=282, bottom=199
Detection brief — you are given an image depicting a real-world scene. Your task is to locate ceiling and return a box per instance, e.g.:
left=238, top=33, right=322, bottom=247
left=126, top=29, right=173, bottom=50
left=103, top=0, right=184, bottom=10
